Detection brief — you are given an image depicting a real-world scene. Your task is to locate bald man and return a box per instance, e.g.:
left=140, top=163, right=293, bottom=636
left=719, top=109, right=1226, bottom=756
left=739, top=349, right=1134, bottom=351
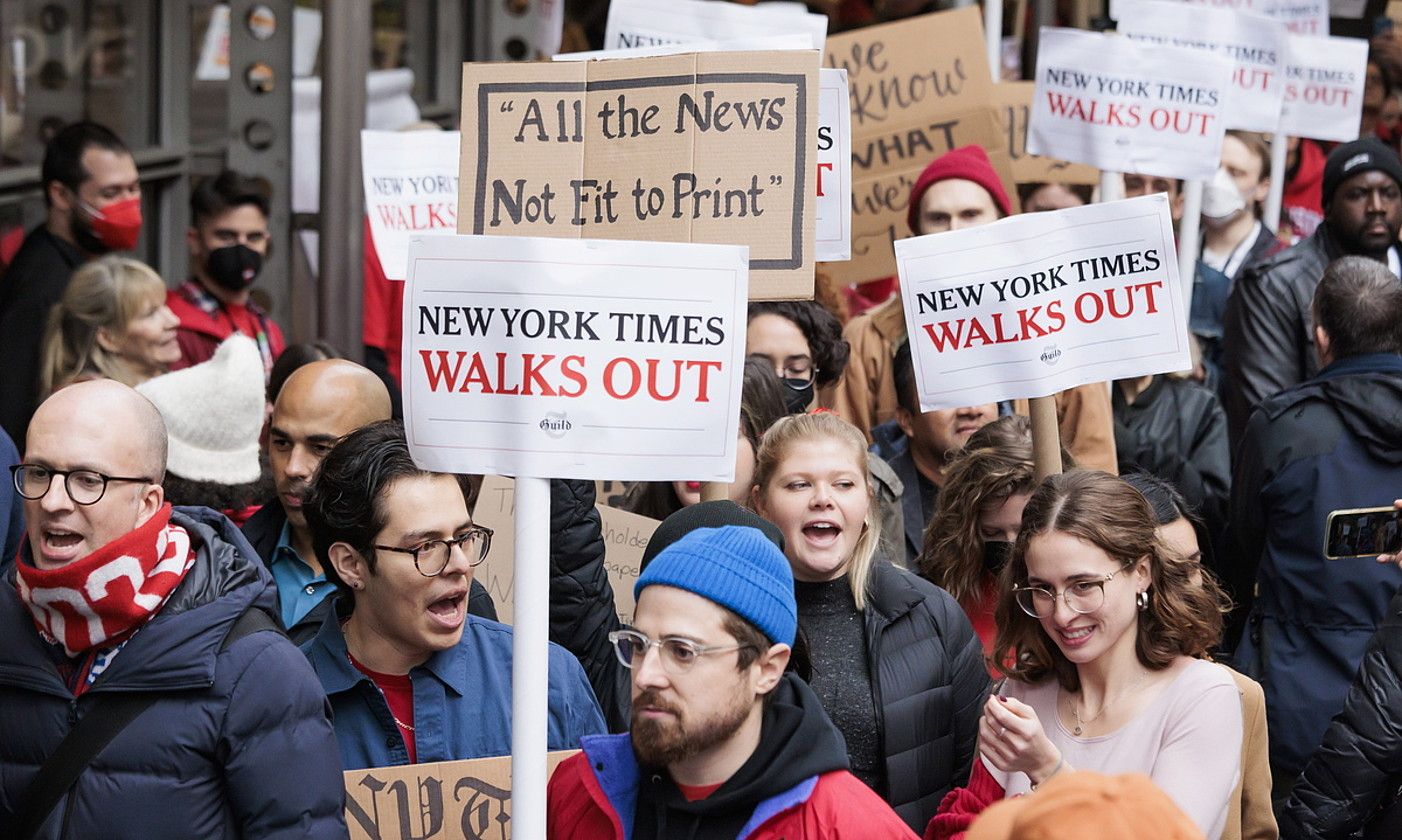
left=0, top=380, right=345, bottom=837
left=244, top=360, right=494, bottom=642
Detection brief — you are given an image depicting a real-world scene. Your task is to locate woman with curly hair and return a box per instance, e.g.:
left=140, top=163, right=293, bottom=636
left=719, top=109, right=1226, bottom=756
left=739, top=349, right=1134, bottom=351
left=931, top=471, right=1241, bottom=840
left=746, top=300, right=850, bottom=414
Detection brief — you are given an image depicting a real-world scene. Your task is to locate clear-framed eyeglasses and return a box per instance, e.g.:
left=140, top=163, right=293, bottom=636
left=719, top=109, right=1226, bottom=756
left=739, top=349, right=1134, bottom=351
left=373, top=525, right=494, bottom=577
left=10, top=464, right=153, bottom=506
left=607, top=629, right=753, bottom=675
left=1011, top=559, right=1139, bottom=619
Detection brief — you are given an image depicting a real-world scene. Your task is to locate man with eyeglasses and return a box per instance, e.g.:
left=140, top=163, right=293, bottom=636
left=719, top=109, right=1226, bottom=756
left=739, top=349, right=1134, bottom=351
left=548, top=525, right=916, bottom=839
left=300, top=419, right=604, bottom=768
left=0, top=379, right=346, bottom=837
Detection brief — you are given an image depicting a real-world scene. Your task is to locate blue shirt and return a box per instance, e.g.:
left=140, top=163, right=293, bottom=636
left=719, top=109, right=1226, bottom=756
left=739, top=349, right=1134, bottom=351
left=268, top=523, right=337, bottom=631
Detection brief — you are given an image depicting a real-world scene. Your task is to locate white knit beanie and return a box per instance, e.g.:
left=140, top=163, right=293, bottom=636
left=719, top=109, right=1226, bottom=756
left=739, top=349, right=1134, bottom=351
left=136, top=335, right=265, bottom=484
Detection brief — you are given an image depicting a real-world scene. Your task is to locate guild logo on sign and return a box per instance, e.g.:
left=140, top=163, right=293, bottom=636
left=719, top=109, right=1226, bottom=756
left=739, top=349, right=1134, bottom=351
left=539, top=412, right=572, bottom=438
left=1040, top=344, right=1062, bottom=366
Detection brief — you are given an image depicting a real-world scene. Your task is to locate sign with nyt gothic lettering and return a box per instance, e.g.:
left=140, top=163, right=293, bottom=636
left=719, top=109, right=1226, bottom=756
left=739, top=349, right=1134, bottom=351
left=458, top=51, right=817, bottom=300
left=403, top=235, right=747, bottom=481
left=896, top=195, right=1189, bottom=410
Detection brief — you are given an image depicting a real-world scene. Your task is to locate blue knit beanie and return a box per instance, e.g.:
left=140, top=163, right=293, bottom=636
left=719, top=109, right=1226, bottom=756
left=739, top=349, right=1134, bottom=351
left=634, top=525, right=797, bottom=647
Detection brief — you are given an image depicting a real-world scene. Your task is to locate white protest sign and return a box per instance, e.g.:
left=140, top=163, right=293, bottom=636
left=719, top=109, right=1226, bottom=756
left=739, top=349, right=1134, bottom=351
left=361, top=130, right=460, bottom=280
left=1117, top=0, right=1287, bottom=133
left=195, top=3, right=231, bottom=81
left=896, top=194, right=1188, bottom=410
left=1109, top=0, right=1328, bottom=34
left=403, top=236, right=748, bottom=481
left=604, top=0, right=828, bottom=50
left=817, top=68, right=851, bottom=262
left=1028, top=28, right=1232, bottom=181
left=554, top=34, right=813, bottom=61
left=1280, top=34, right=1368, bottom=142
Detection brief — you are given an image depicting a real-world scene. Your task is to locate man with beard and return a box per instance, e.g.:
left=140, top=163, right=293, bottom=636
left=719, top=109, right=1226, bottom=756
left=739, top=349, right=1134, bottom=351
left=167, top=170, right=285, bottom=376
left=0, top=122, right=141, bottom=445
left=1222, top=137, right=1402, bottom=447
left=548, top=525, right=917, bottom=839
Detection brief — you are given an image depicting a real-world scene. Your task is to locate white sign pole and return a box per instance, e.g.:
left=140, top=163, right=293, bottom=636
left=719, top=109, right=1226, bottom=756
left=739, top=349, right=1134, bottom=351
left=1099, top=171, right=1124, bottom=203
left=1264, top=133, right=1288, bottom=234
left=986, top=0, right=1004, bottom=81
left=1176, top=179, right=1204, bottom=310
left=511, top=475, right=550, bottom=840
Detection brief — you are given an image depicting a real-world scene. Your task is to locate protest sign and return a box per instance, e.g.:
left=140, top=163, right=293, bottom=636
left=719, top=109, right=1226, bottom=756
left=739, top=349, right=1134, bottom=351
left=403, top=235, right=748, bottom=481
left=362, top=130, right=461, bottom=280
left=1117, top=0, right=1287, bottom=133
left=896, top=194, right=1188, bottom=410
left=473, top=475, right=655, bottom=625
left=1028, top=28, right=1232, bottom=181
left=344, top=751, right=577, bottom=840
left=604, top=0, right=828, bottom=50
left=994, top=82, right=1099, bottom=185
left=1109, top=0, right=1329, bottom=34
left=1279, top=33, right=1367, bottom=142
left=823, top=8, right=1010, bottom=286
left=817, top=68, right=852, bottom=261
left=458, top=51, right=817, bottom=299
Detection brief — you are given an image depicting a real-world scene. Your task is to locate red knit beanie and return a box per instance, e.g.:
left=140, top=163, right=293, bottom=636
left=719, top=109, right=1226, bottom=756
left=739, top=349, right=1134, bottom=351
left=906, top=145, right=1013, bottom=235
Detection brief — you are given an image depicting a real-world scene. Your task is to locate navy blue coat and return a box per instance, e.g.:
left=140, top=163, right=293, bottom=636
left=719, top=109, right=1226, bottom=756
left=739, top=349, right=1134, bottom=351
left=0, top=506, right=347, bottom=839
left=1230, top=354, right=1402, bottom=780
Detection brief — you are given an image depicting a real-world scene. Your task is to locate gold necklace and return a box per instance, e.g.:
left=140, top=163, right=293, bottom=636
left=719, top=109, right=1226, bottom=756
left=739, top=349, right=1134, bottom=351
left=1067, top=670, right=1150, bottom=736
left=391, top=714, right=415, bottom=733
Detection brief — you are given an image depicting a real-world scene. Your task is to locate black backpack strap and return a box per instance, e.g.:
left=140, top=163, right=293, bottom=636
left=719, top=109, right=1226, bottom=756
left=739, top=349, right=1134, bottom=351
left=12, top=605, right=283, bottom=838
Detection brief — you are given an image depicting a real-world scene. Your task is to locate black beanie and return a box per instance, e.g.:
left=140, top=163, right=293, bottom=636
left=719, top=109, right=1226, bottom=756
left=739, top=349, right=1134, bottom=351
left=1322, top=137, right=1402, bottom=209
left=639, top=500, right=785, bottom=573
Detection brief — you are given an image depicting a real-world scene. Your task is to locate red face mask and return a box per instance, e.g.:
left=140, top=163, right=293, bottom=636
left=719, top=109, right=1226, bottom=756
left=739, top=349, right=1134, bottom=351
left=80, top=196, right=143, bottom=252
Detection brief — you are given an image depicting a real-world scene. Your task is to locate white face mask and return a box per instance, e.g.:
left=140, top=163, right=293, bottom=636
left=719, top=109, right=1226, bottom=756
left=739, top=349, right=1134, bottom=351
left=1201, top=167, right=1246, bottom=224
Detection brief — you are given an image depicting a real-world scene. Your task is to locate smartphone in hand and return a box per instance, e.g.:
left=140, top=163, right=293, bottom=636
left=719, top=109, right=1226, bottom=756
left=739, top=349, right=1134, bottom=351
left=1325, top=506, right=1402, bottom=559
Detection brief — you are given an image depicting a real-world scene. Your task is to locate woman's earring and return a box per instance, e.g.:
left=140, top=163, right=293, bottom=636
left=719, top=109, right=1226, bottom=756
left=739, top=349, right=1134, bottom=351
left=1136, top=590, right=1149, bottom=611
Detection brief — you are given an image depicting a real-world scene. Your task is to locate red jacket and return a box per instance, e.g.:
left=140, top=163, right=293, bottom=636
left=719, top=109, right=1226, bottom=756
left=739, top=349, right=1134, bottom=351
left=167, top=280, right=285, bottom=376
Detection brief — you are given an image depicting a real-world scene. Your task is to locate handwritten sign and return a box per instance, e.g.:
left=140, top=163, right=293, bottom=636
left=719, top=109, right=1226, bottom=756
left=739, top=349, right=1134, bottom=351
left=994, top=82, right=1099, bottom=186
left=1117, top=0, right=1287, bottom=133
left=817, top=68, right=852, bottom=261
left=604, top=0, right=828, bottom=50
left=458, top=51, right=817, bottom=299
left=1029, top=28, right=1232, bottom=181
left=403, top=235, right=747, bottom=481
left=1279, top=33, right=1367, bottom=142
left=361, top=130, right=461, bottom=280
left=473, top=475, right=655, bottom=625
left=823, top=7, right=1009, bottom=286
left=344, top=751, right=577, bottom=840
left=897, top=195, right=1188, bottom=409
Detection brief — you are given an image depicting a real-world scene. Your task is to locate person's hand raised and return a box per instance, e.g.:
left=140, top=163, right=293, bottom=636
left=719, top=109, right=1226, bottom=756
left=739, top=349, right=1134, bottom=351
left=978, top=693, right=1066, bottom=786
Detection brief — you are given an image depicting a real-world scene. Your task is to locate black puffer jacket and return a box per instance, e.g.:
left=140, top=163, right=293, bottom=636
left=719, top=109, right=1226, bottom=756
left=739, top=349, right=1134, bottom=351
left=1280, top=588, right=1402, bottom=839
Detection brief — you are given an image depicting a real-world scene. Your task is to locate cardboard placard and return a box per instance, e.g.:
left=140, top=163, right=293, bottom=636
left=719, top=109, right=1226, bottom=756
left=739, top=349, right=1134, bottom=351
left=1117, top=0, right=1288, bottom=134
left=458, top=51, right=818, bottom=300
left=362, top=130, right=462, bottom=280
left=403, top=235, right=748, bottom=481
left=823, top=7, right=1010, bottom=286
left=817, top=68, right=852, bottom=261
left=896, top=194, right=1188, bottom=409
left=993, top=82, right=1099, bottom=186
left=604, top=0, right=828, bottom=51
left=344, top=751, right=577, bottom=840
left=473, top=475, right=655, bottom=626
left=1028, top=28, right=1232, bottom=181
left=1279, top=33, right=1367, bottom=142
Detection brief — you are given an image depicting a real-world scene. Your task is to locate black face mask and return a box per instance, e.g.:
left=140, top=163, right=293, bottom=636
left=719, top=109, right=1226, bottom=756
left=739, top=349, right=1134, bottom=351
left=205, top=244, right=263, bottom=291
left=983, top=540, right=1013, bottom=576
left=781, top=379, right=814, bottom=414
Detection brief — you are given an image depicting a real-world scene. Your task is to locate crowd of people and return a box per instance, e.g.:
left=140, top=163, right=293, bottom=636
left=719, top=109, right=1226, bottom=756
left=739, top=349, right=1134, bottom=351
left=4, top=5, right=1402, bottom=839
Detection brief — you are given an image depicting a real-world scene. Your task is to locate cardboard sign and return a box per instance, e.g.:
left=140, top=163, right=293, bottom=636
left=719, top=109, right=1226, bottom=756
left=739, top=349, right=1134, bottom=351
left=817, top=68, right=852, bottom=261
left=403, top=236, right=748, bottom=481
left=896, top=194, right=1188, bottom=409
left=604, top=0, right=828, bottom=50
left=1028, top=28, right=1232, bottom=181
left=1117, top=0, right=1288, bottom=133
left=823, top=8, right=1009, bottom=286
left=1279, top=34, right=1367, bottom=142
left=362, top=130, right=462, bottom=280
left=473, top=475, right=656, bottom=625
left=344, top=751, right=577, bottom=840
left=994, top=82, right=1099, bottom=186
left=458, top=51, right=818, bottom=300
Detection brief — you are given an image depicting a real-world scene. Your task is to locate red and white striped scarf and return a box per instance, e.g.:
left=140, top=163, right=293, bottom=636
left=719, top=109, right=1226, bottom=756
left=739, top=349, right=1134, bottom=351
left=14, top=504, right=196, bottom=657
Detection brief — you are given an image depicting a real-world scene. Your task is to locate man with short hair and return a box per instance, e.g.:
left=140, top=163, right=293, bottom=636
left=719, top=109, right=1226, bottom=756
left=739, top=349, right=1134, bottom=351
left=1230, top=255, right=1402, bottom=784
left=167, top=170, right=285, bottom=374
left=0, top=380, right=345, bottom=837
left=1222, top=136, right=1402, bottom=446
left=0, top=122, right=141, bottom=444
left=547, top=525, right=917, bottom=839
left=301, top=420, right=605, bottom=768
